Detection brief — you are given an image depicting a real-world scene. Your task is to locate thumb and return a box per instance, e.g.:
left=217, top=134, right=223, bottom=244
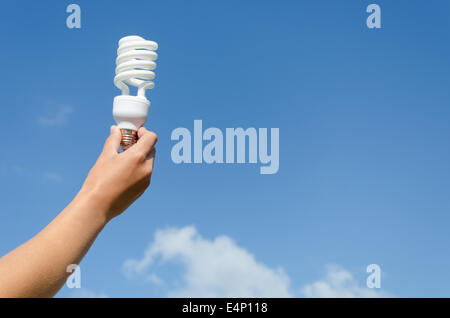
left=103, top=125, right=122, bottom=155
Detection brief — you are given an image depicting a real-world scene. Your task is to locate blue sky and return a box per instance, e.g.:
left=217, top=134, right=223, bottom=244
left=1, top=0, right=450, bottom=297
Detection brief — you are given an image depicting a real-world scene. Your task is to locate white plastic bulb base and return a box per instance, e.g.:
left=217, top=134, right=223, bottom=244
left=113, top=95, right=150, bottom=150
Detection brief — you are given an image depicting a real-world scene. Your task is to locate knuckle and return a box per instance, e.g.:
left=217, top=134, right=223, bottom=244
left=131, top=150, right=146, bottom=163
left=141, top=165, right=153, bottom=179
left=148, top=131, right=158, bottom=144
left=145, top=166, right=153, bottom=177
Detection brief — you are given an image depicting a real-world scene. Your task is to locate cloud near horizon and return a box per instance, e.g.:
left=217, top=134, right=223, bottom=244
left=124, top=226, right=292, bottom=297
left=123, top=226, right=387, bottom=298
left=301, top=264, right=387, bottom=298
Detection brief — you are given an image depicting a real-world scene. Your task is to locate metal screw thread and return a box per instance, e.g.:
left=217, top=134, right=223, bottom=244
left=120, top=129, right=138, bottom=151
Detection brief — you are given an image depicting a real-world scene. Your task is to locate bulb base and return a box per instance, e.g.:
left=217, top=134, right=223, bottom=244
left=120, top=129, right=138, bottom=151
left=113, top=95, right=150, bottom=131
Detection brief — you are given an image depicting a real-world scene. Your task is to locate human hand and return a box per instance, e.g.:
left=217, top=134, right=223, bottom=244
left=79, top=125, right=157, bottom=222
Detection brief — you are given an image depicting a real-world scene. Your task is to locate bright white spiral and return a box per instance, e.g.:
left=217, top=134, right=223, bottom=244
left=114, top=35, right=158, bottom=98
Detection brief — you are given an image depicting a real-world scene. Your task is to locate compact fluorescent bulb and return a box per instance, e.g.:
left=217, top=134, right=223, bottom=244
left=113, top=35, right=158, bottom=150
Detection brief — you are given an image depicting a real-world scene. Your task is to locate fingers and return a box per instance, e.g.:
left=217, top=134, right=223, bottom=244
left=141, top=147, right=156, bottom=186
left=132, top=126, right=158, bottom=156
left=144, top=147, right=156, bottom=170
left=102, top=126, right=122, bottom=155
left=145, top=146, right=156, bottom=161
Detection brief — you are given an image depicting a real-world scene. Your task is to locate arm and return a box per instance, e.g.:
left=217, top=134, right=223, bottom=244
left=0, top=126, right=157, bottom=297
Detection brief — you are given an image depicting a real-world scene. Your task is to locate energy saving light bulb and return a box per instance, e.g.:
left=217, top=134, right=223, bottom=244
left=113, top=35, right=158, bottom=150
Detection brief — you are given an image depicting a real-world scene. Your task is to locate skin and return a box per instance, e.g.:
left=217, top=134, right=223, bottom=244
left=0, top=125, right=157, bottom=298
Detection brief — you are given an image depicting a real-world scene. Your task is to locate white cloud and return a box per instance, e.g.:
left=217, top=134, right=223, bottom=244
left=37, top=105, right=73, bottom=127
left=0, top=164, right=63, bottom=185
left=11, top=164, right=25, bottom=174
left=70, top=288, right=108, bottom=298
left=42, top=171, right=63, bottom=183
left=147, top=273, right=163, bottom=285
left=0, top=163, right=25, bottom=175
left=301, top=264, right=387, bottom=298
left=124, top=226, right=389, bottom=298
left=123, top=226, right=292, bottom=297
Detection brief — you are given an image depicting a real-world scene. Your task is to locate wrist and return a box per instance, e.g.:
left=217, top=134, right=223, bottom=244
left=73, top=186, right=111, bottom=226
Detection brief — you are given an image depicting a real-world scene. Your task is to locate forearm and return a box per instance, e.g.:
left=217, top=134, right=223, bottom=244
left=0, top=189, right=108, bottom=297
left=0, top=126, right=156, bottom=298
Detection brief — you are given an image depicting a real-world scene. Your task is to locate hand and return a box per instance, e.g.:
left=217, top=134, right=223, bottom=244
left=79, top=125, right=157, bottom=222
